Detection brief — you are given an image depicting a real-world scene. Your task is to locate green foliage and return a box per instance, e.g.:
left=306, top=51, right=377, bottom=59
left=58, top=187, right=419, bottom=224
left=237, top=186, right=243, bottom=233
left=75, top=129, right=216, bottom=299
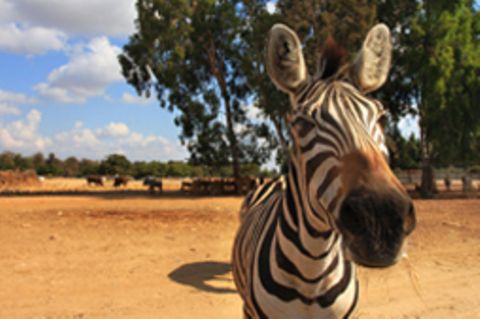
left=99, top=154, right=132, bottom=175
left=0, top=151, right=15, bottom=170
left=392, top=0, right=480, bottom=195
left=63, top=157, right=80, bottom=177
left=0, top=151, right=273, bottom=178
left=43, top=153, right=63, bottom=176
left=78, top=159, right=100, bottom=177
left=119, top=0, right=273, bottom=179
left=386, top=125, right=421, bottom=169
left=242, top=1, right=479, bottom=193
left=375, top=0, right=419, bottom=120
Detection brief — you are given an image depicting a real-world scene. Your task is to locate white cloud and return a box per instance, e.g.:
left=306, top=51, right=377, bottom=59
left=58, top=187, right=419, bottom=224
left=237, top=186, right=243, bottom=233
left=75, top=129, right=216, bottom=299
left=0, top=24, right=65, bottom=55
left=1, top=0, right=136, bottom=37
left=101, top=122, right=130, bottom=138
left=51, top=121, right=187, bottom=161
left=35, top=37, right=123, bottom=104
left=0, top=89, right=37, bottom=105
left=121, top=92, right=155, bottom=105
left=0, top=109, right=187, bottom=161
left=0, top=89, right=37, bottom=117
left=0, top=109, right=51, bottom=150
left=0, top=0, right=16, bottom=25
left=0, top=104, right=21, bottom=116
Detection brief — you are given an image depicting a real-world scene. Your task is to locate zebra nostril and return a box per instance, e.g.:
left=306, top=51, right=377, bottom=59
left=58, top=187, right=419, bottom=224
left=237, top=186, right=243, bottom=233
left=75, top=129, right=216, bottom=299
left=403, top=203, right=416, bottom=235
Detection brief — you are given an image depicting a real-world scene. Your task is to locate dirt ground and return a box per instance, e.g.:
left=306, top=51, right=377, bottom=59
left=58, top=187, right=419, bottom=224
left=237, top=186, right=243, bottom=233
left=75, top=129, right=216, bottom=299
left=1, top=192, right=479, bottom=318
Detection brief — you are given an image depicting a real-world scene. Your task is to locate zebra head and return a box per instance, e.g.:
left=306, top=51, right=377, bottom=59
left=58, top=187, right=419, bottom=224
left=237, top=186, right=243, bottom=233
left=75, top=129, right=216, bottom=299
left=266, top=23, right=416, bottom=268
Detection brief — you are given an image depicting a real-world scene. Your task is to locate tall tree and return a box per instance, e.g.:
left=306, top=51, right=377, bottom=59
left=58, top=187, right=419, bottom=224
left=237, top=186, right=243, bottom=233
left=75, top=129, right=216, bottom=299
left=375, top=0, right=418, bottom=121
left=99, top=154, right=131, bottom=175
left=428, top=1, right=480, bottom=167
left=63, top=156, right=80, bottom=177
left=399, top=0, right=480, bottom=196
left=45, top=153, right=63, bottom=176
left=119, top=0, right=270, bottom=186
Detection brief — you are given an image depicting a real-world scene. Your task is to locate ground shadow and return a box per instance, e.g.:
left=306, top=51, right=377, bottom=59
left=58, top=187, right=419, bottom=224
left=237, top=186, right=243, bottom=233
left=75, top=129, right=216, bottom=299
left=168, top=261, right=237, bottom=294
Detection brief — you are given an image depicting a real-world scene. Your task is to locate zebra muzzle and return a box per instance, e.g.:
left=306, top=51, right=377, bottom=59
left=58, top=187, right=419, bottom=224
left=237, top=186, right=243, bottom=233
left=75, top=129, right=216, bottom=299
left=337, top=186, right=415, bottom=268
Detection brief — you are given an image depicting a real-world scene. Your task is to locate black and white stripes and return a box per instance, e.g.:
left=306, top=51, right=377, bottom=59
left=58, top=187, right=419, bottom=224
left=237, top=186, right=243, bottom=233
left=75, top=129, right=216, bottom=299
left=232, top=23, right=414, bottom=319
left=233, top=162, right=359, bottom=318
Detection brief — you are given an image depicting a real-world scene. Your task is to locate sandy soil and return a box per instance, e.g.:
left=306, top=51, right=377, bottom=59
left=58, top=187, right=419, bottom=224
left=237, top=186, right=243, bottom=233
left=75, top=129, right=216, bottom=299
left=0, top=193, right=479, bottom=319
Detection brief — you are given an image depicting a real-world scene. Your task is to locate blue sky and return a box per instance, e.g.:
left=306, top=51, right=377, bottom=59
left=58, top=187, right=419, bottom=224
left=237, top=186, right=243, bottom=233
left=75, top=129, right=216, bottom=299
left=0, top=0, right=187, bottom=161
left=0, top=0, right=420, bottom=163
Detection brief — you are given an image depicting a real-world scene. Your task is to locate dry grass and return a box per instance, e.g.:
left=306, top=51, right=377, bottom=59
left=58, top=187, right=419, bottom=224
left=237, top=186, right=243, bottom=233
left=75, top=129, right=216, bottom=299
left=0, top=170, right=39, bottom=189
left=0, top=177, right=183, bottom=193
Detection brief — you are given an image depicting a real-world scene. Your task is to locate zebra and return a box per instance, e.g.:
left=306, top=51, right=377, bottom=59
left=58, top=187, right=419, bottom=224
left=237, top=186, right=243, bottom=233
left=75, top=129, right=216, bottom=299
left=232, top=23, right=416, bottom=319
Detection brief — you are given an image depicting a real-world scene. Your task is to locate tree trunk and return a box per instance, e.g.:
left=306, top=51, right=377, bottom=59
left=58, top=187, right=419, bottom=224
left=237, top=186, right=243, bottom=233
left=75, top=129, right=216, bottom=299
left=420, top=119, right=435, bottom=198
left=206, top=35, right=241, bottom=191
left=272, top=116, right=289, bottom=154
left=222, top=87, right=241, bottom=184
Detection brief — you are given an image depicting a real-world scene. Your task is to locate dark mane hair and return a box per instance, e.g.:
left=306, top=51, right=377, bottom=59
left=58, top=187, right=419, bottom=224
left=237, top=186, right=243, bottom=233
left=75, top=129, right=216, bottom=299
left=320, top=36, right=347, bottom=79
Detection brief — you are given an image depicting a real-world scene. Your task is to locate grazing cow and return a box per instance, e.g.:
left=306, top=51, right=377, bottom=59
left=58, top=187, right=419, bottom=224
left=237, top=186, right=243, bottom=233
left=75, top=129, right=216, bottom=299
left=143, top=177, right=163, bottom=193
left=86, top=175, right=104, bottom=186
left=113, top=176, right=129, bottom=187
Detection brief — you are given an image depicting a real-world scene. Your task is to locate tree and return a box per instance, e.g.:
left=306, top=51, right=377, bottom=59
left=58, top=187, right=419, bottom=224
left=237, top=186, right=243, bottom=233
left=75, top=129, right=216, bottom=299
left=79, top=159, right=100, bottom=176
left=428, top=1, right=480, bottom=167
left=398, top=0, right=480, bottom=196
left=375, top=0, right=418, bottom=121
left=119, top=0, right=271, bottom=187
left=44, top=153, right=63, bottom=176
left=63, top=156, right=80, bottom=177
left=386, top=124, right=421, bottom=169
left=0, top=151, right=15, bottom=170
left=31, top=152, right=46, bottom=173
left=99, top=154, right=131, bottom=175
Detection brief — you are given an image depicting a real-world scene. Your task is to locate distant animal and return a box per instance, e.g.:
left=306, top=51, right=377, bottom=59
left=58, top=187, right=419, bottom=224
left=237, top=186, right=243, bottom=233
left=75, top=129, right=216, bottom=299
left=86, top=175, right=104, bottom=186
left=462, top=175, right=473, bottom=192
left=444, top=176, right=451, bottom=191
left=181, top=180, right=192, bottom=192
left=113, top=176, right=129, bottom=187
left=232, top=24, right=416, bottom=319
left=143, top=177, right=163, bottom=193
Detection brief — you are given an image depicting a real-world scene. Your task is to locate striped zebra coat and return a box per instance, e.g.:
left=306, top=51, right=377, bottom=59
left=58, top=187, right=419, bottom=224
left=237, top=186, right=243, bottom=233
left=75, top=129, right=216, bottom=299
left=232, top=24, right=416, bottom=319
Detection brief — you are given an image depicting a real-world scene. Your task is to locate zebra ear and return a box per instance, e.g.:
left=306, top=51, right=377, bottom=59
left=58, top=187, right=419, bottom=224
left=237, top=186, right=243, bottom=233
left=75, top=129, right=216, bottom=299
left=353, top=23, right=392, bottom=93
left=266, top=24, right=308, bottom=95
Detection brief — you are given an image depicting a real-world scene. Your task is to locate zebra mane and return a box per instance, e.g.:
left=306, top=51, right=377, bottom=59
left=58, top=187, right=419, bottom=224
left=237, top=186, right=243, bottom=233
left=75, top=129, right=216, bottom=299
left=319, top=36, right=347, bottom=80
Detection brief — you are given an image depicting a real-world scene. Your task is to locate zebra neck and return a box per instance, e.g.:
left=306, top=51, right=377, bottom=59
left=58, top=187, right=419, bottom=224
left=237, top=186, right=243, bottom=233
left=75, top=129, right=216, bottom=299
left=283, top=159, right=338, bottom=258
left=268, top=167, right=354, bottom=307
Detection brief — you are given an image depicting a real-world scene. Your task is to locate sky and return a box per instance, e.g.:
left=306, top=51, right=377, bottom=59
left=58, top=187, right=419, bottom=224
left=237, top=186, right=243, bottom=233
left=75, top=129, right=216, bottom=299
left=0, top=0, right=188, bottom=162
left=0, top=0, right=419, bottom=163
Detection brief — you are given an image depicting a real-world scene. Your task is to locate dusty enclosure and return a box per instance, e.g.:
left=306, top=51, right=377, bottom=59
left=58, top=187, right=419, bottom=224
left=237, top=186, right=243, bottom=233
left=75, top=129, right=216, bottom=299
left=0, top=191, right=479, bottom=318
